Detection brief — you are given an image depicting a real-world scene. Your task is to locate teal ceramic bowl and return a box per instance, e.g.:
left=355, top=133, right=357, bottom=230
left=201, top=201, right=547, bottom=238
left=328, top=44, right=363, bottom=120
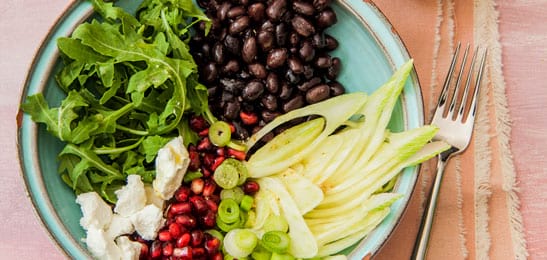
left=17, top=0, right=422, bottom=258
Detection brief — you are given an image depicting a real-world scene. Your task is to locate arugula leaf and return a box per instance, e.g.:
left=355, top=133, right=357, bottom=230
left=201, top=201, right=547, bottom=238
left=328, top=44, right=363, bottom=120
left=22, top=0, right=212, bottom=202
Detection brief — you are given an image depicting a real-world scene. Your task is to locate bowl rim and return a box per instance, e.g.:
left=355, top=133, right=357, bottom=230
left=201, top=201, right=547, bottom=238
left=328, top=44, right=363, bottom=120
left=16, top=0, right=424, bottom=258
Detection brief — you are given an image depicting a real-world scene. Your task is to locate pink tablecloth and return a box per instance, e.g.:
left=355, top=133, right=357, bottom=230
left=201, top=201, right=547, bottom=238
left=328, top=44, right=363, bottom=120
left=1, top=0, right=546, bottom=259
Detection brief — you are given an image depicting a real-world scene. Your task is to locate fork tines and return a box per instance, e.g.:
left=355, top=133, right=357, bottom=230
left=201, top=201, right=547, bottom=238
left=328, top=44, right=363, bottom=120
left=435, top=43, right=488, bottom=123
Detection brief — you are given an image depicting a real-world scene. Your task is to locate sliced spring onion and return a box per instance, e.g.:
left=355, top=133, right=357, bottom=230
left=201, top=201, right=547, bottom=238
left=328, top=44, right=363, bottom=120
left=216, top=216, right=242, bottom=232
left=205, top=229, right=224, bottom=245
left=214, top=158, right=248, bottom=189
left=260, top=231, right=290, bottom=253
left=209, top=121, right=232, bottom=147
left=224, top=229, right=258, bottom=258
left=240, top=195, right=254, bottom=212
left=218, top=198, right=240, bottom=224
left=270, top=252, right=296, bottom=260
left=220, top=187, right=245, bottom=204
left=262, top=214, right=289, bottom=233
left=251, top=251, right=272, bottom=260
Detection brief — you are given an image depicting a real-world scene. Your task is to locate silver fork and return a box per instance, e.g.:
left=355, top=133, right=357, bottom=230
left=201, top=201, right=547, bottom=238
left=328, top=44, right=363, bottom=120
left=412, top=43, right=487, bottom=260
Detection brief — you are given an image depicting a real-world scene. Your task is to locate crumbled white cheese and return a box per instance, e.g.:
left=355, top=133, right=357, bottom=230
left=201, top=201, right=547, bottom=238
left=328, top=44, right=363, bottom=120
left=115, top=236, right=142, bottom=260
left=106, top=214, right=134, bottom=240
left=86, top=226, right=121, bottom=260
left=76, top=192, right=113, bottom=230
left=114, top=174, right=146, bottom=217
left=144, top=184, right=165, bottom=208
left=131, top=204, right=165, bottom=240
left=153, top=136, right=189, bottom=200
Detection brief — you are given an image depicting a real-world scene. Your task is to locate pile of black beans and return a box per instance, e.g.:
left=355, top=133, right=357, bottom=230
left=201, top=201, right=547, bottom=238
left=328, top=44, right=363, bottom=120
left=190, top=0, right=344, bottom=140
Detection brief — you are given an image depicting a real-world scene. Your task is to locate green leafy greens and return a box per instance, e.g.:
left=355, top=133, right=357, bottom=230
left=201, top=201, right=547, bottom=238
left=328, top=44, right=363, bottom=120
left=21, top=0, right=212, bottom=203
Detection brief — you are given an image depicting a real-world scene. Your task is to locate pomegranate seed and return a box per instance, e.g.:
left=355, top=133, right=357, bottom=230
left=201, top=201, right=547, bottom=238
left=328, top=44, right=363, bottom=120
left=175, top=186, right=191, bottom=202
left=191, top=178, right=205, bottom=194
left=203, top=153, right=215, bottom=168
left=201, top=210, right=217, bottom=228
left=150, top=241, right=162, bottom=258
left=197, top=137, right=213, bottom=151
left=203, top=180, right=217, bottom=197
left=158, top=230, right=172, bottom=242
left=191, top=230, right=204, bottom=247
left=162, top=241, right=174, bottom=256
left=201, top=167, right=212, bottom=177
left=192, top=247, right=206, bottom=257
left=242, top=180, right=260, bottom=195
left=139, top=242, right=149, bottom=256
left=207, top=194, right=221, bottom=204
left=240, top=111, right=258, bottom=125
left=170, top=202, right=192, bottom=215
left=190, top=195, right=208, bottom=214
left=173, top=246, right=193, bottom=258
left=227, top=148, right=246, bottom=160
left=176, top=233, right=192, bottom=248
left=205, top=237, right=221, bottom=253
left=169, top=222, right=183, bottom=238
left=205, top=199, right=218, bottom=212
left=211, top=156, right=225, bottom=171
left=211, top=252, right=223, bottom=260
left=175, top=214, right=197, bottom=229
left=198, top=128, right=209, bottom=137
left=189, top=116, right=208, bottom=132
left=216, top=147, right=226, bottom=157
left=188, top=150, right=201, bottom=171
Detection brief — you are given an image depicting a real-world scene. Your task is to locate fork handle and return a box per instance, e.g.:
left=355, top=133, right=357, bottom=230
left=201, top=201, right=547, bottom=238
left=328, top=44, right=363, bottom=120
left=412, top=157, right=448, bottom=260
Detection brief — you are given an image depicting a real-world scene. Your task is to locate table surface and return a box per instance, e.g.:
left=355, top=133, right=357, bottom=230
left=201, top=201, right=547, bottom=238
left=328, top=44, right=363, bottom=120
left=2, top=0, right=546, bottom=259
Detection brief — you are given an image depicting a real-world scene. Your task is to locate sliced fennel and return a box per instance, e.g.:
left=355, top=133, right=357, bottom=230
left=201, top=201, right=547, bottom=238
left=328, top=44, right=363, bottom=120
left=234, top=60, right=449, bottom=258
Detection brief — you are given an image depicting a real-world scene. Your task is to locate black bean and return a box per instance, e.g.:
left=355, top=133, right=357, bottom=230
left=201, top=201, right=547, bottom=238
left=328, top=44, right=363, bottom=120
left=202, top=62, right=218, bottom=83
left=261, top=110, right=281, bottom=123
left=306, top=84, right=330, bottom=103
left=299, top=40, right=315, bottom=62
left=239, top=70, right=251, bottom=79
left=311, top=33, right=326, bottom=48
left=248, top=3, right=265, bottom=22
left=231, top=121, right=249, bottom=139
left=292, top=1, right=315, bottom=16
left=212, top=43, right=225, bottom=64
left=266, top=0, right=287, bottom=21
left=248, top=63, right=268, bottom=79
left=324, top=34, right=339, bottom=50
left=317, top=8, right=337, bottom=29
left=288, top=57, right=304, bottom=74
left=282, top=95, right=304, bottom=112
left=329, top=81, right=345, bottom=96
left=313, top=0, right=331, bottom=11
left=257, top=30, right=275, bottom=51
left=217, top=2, right=231, bottom=21
left=327, top=57, right=341, bottom=80
left=242, top=81, right=265, bottom=101
left=242, top=36, right=257, bottom=64
left=239, top=0, right=249, bottom=7
left=220, top=78, right=245, bottom=93
left=261, top=20, right=275, bottom=32
left=291, top=16, right=315, bottom=37
left=229, top=16, right=250, bottom=35
left=302, top=65, right=315, bottom=79
left=227, top=6, right=246, bottom=19
left=266, top=48, right=288, bottom=68
left=201, top=43, right=212, bottom=59
left=222, top=59, right=240, bottom=74
left=275, top=23, right=289, bottom=46
left=289, top=32, right=300, bottom=46
left=221, top=90, right=235, bottom=103
left=285, top=70, right=300, bottom=84
left=279, top=83, right=292, bottom=100
left=315, top=54, right=332, bottom=68
left=266, top=72, right=280, bottom=93
left=224, top=35, right=241, bottom=54
left=298, top=77, right=321, bottom=91
left=261, top=94, right=278, bottom=111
